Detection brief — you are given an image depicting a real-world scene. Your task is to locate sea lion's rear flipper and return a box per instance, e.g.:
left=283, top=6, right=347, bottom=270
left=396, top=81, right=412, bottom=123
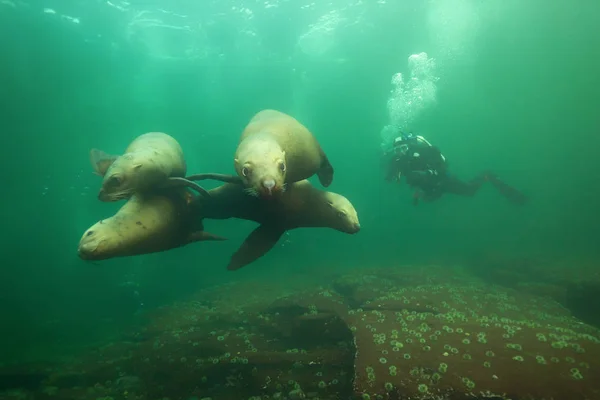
left=227, top=225, right=285, bottom=271
left=90, top=149, right=118, bottom=176
left=162, top=177, right=211, bottom=198
left=185, top=173, right=244, bottom=184
left=316, top=155, right=334, bottom=187
left=188, top=231, right=227, bottom=242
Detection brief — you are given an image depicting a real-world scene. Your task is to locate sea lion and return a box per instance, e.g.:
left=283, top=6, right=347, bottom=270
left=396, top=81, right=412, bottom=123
left=191, top=179, right=360, bottom=271
left=90, top=132, right=210, bottom=202
left=233, top=109, right=334, bottom=197
left=78, top=189, right=226, bottom=261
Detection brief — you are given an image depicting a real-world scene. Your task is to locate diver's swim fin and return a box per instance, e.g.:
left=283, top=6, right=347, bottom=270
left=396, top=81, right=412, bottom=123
left=487, top=175, right=528, bottom=205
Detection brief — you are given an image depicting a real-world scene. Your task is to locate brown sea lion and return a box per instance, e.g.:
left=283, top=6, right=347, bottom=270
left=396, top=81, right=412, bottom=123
left=233, top=109, right=334, bottom=197
left=78, top=189, right=226, bottom=261
left=90, top=132, right=210, bottom=202
left=190, top=179, right=360, bottom=271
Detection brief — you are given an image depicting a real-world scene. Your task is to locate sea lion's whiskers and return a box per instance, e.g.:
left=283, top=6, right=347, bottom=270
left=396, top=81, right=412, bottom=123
left=244, top=187, right=259, bottom=197
left=110, top=189, right=134, bottom=202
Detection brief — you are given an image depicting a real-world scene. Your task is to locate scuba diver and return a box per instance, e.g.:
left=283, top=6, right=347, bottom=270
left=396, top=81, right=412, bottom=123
left=383, top=131, right=528, bottom=206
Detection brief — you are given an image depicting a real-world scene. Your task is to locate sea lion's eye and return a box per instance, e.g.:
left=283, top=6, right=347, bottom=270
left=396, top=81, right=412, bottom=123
left=278, top=161, right=286, bottom=173
left=242, top=167, right=250, bottom=177
left=337, top=211, right=346, bottom=218
left=107, top=176, right=122, bottom=186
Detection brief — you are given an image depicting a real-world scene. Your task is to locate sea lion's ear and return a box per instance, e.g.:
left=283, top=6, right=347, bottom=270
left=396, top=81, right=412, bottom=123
left=133, top=163, right=142, bottom=170
left=327, top=200, right=334, bottom=207
left=282, top=150, right=286, bottom=158
left=90, top=149, right=117, bottom=177
left=234, top=158, right=240, bottom=168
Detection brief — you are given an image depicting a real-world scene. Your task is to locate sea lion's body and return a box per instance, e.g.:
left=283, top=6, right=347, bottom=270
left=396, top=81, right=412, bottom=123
left=91, top=132, right=209, bottom=201
left=191, top=180, right=360, bottom=270
left=234, top=110, right=334, bottom=197
left=78, top=189, right=225, bottom=261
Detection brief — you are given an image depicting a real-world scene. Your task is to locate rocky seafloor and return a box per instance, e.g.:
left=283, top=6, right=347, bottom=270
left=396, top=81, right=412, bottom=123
left=1, top=263, right=599, bottom=400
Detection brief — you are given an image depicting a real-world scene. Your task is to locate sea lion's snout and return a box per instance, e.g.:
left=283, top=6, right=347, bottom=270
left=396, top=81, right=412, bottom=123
left=98, top=188, right=129, bottom=202
left=77, top=247, right=92, bottom=260
left=257, top=178, right=282, bottom=196
left=78, top=229, right=103, bottom=260
left=78, top=242, right=96, bottom=260
left=97, top=189, right=117, bottom=202
left=347, top=222, right=361, bottom=234
left=263, top=179, right=275, bottom=192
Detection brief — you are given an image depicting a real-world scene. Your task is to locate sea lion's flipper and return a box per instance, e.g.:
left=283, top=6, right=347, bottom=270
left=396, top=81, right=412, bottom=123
left=90, top=149, right=118, bottom=176
left=185, top=173, right=244, bottom=184
left=188, top=230, right=227, bottom=243
left=316, top=155, right=334, bottom=187
left=162, top=177, right=211, bottom=198
left=227, top=225, right=285, bottom=271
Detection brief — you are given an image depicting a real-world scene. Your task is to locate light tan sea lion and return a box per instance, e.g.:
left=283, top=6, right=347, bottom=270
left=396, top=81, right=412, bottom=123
left=190, top=178, right=360, bottom=271
left=78, top=189, right=226, bottom=261
left=233, top=109, right=334, bottom=197
left=90, top=132, right=210, bottom=202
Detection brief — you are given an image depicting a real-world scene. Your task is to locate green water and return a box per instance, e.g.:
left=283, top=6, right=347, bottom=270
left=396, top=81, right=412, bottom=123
left=0, top=0, right=598, bottom=368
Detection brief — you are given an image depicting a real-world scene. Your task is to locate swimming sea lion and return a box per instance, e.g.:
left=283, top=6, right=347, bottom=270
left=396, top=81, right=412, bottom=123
left=90, top=132, right=210, bottom=202
left=78, top=189, right=226, bottom=261
left=191, top=179, right=360, bottom=270
left=233, top=109, right=334, bottom=197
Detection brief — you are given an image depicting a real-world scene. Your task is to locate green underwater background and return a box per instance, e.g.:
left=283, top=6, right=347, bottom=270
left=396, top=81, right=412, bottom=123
left=1, top=0, right=599, bottom=399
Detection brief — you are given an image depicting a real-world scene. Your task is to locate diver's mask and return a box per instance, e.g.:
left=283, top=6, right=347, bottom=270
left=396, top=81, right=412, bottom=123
left=393, top=132, right=414, bottom=155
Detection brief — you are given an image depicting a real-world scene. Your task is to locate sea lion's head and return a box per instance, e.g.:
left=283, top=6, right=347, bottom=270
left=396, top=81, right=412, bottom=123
left=77, top=219, right=122, bottom=261
left=323, top=192, right=361, bottom=234
left=98, top=154, right=142, bottom=202
left=235, top=139, right=286, bottom=197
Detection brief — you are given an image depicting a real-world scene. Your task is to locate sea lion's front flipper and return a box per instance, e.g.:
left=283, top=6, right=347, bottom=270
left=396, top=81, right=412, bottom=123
left=90, top=149, right=118, bottom=176
left=185, top=173, right=244, bottom=184
left=316, top=155, right=334, bottom=187
left=188, top=230, right=227, bottom=243
left=162, top=177, right=211, bottom=198
left=227, top=225, right=285, bottom=271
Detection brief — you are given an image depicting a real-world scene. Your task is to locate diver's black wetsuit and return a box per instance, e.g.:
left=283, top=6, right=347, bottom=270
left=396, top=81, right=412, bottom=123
left=385, top=134, right=528, bottom=206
